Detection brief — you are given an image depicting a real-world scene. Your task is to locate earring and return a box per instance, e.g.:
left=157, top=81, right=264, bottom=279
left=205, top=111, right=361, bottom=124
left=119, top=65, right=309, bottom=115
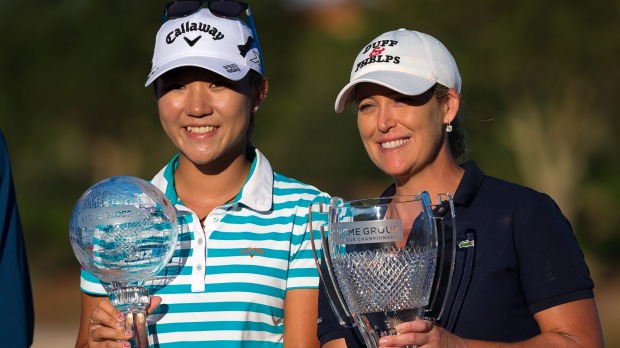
left=446, top=123, right=453, bottom=133
left=253, top=105, right=260, bottom=113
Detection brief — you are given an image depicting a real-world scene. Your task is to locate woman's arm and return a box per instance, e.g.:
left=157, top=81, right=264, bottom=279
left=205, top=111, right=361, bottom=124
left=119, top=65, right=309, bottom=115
left=377, top=298, right=604, bottom=348
left=284, top=288, right=321, bottom=348
left=322, top=338, right=347, bottom=348
left=529, top=298, right=604, bottom=347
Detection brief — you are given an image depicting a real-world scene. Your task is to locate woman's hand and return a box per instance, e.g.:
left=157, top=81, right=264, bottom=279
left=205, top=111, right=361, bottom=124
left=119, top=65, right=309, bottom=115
left=76, top=293, right=162, bottom=348
left=378, top=318, right=466, bottom=348
left=87, top=299, right=132, bottom=347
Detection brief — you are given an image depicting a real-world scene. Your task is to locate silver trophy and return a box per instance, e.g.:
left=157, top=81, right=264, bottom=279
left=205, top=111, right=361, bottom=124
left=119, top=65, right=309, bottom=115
left=69, top=176, right=178, bottom=348
left=310, top=192, right=456, bottom=347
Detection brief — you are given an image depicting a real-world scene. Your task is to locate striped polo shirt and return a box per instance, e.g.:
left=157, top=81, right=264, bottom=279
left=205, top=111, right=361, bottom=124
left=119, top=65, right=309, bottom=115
left=80, top=148, right=329, bottom=347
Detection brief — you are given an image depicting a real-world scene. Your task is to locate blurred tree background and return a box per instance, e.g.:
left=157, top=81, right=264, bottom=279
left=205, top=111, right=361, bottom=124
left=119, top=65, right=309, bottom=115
left=1, top=0, right=619, bottom=346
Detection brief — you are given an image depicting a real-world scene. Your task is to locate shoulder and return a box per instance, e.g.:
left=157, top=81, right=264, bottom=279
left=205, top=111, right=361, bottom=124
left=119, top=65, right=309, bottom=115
left=273, top=172, right=325, bottom=194
left=257, top=150, right=329, bottom=198
left=484, top=175, right=549, bottom=202
left=488, top=177, right=561, bottom=214
left=464, top=161, right=569, bottom=227
left=464, top=161, right=558, bottom=209
left=253, top=148, right=329, bottom=197
left=272, top=171, right=331, bottom=206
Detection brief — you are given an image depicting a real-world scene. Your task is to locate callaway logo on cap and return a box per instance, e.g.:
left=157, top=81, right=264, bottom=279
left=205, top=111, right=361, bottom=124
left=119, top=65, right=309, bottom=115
left=334, top=28, right=461, bottom=113
left=145, top=8, right=262, bottom=87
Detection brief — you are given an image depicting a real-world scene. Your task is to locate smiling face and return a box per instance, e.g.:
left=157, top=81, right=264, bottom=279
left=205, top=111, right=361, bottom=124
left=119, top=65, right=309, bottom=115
left=155, top=66, right=261, bottom=170
left=355, top=83, right=456, bottom=183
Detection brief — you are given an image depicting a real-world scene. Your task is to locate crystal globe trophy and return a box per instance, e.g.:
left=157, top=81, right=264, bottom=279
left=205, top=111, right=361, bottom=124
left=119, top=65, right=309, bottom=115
left=69, top=176, right=178, bottom=348
left=309, top=192, right=456, bottom=347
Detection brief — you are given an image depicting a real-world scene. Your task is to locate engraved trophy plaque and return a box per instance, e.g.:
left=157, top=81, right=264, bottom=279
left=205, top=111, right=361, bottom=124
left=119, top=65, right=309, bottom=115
left=69, top=176, right=178, bottom=348
left=310, top=192, right=456, bottom=347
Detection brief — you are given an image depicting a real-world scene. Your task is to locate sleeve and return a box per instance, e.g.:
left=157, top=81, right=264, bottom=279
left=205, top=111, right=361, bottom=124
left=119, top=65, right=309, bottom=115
left=286, top=190, right=331, bottom=290
left=317, top=271, right=346, bottom=344
left=0, top=131, right=35, bottom=347
left=515, top=192, right=595, bottom=314
left=318, top=282, right=367, bottom=347
left=80, top=266, right=108, bottom=296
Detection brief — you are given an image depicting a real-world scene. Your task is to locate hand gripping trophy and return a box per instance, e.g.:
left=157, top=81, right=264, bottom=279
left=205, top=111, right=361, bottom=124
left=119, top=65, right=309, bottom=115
left=310, top=192, right=456, bottom=347
left=69, top=176, right=178, bottom=348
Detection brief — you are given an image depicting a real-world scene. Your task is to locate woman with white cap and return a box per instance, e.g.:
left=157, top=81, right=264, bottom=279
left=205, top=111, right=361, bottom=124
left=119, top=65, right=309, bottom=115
left=317, top=29, right=604, bottom=348
left=75, top=2, right=328, bottom=347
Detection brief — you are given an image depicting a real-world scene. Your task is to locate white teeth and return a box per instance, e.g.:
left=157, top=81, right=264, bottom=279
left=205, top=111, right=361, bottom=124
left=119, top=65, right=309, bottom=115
left=187, top=126, right=216, bottom=134
left=381, top=138, right=409, bottom=149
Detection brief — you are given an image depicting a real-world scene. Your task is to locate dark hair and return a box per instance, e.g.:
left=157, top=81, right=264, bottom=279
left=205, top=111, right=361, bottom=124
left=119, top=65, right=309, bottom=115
left=246, top=70, right=263, bottom=145
left=434, top=84, right=468, bottom=163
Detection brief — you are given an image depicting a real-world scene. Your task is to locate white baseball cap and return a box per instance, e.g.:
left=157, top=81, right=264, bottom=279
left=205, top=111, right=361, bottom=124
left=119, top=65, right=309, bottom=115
left=145, top=8, right=262, bottom=87
left=334, top=29, right=461, bottom=113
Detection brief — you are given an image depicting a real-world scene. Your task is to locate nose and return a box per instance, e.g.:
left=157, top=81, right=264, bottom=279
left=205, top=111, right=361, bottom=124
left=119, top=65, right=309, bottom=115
left=185, top=83, right=213, bottom=118
left=376, top=102, right=396, bottom=133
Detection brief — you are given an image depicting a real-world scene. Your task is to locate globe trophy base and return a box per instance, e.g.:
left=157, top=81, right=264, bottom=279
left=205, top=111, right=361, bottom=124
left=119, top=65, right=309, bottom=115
left=109, top=285, right=151, bottom=348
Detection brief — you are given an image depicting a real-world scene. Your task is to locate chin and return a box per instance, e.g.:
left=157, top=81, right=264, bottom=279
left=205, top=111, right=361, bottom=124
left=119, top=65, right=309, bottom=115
left=379, top=163, right=411, bottom=177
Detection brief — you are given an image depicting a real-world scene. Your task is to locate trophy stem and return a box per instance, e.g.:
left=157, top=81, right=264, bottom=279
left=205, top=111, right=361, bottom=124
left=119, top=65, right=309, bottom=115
left=126, top=310, right=149, bottom=347
left=109, top=285, right=151, bottom=348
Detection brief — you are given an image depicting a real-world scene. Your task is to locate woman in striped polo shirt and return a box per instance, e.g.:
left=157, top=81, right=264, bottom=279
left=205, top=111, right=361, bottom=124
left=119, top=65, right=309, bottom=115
left=76, top=3, right=329, bottom=348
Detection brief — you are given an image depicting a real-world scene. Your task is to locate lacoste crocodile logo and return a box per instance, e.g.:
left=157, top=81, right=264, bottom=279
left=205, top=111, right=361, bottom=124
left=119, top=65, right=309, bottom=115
left=459, top=240, right=475, bottom=248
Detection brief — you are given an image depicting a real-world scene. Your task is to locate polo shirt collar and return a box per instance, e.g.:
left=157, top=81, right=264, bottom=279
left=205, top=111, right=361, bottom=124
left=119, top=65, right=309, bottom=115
left=150, top=147, right=274, bottom=212
left=151, top=154, right=181, bottom=206
left=453, top=160, right=485, bottom=208
left=379, top=160, right=485, bottom=208
left=234, top=147, right=274, bottom=212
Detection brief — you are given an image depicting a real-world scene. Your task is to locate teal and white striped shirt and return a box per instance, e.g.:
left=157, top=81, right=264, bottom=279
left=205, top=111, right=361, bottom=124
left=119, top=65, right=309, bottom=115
left=80, top=148, right=329, bottom=347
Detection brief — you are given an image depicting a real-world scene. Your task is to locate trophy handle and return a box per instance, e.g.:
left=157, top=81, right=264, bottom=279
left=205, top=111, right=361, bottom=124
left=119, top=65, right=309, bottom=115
left=309, top=201, right=356, bottom=328
left=423, top=193, right=457, bottom=322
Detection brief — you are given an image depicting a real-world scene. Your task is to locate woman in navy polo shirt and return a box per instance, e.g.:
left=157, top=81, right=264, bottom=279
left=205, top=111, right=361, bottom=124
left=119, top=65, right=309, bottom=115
left=317, top=29, right=604, bottom=348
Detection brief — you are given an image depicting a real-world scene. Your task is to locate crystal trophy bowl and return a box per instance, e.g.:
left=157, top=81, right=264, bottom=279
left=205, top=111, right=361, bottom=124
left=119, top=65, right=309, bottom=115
left=309, top=192, right=456, bottom=347
left=69, top=176, right=178, bottom=347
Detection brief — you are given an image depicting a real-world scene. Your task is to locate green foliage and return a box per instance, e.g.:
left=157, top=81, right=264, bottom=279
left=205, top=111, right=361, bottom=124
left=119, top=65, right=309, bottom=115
left=1, top=0, right=619, bottom=275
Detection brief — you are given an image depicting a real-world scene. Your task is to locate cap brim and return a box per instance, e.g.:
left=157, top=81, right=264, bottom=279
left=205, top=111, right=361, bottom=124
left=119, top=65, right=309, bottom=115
left=334, top=70, right=437, bottom=113
left=145, top=56, right=251, bottom=87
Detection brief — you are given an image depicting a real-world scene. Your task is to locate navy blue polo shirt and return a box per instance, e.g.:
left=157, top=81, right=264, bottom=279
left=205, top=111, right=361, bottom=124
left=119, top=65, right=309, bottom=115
left=317, top=161, right=594, bottom=346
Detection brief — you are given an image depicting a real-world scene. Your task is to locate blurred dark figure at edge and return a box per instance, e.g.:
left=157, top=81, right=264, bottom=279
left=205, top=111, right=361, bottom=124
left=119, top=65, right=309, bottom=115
left=0, top=129, right=34, bottom=347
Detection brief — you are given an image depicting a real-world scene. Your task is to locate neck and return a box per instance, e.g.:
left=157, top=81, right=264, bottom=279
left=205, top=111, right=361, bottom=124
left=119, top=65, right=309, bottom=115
left=174, top=152, right=252, bottom=219
left=393, top=151, right=464, bottom=205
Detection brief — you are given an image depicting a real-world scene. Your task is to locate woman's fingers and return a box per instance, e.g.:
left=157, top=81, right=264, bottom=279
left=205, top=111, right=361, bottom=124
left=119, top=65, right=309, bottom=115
left=146, top=296, right=162, bottom=315
left=87, top=299, right=133, bottom=346
left=89, top=324, right=134, bottom=344
left=395, top=318, right=434, bottom=334
left=90, top=300, right=125, bottom=329
left=378, top=319, right=435, bottom=347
